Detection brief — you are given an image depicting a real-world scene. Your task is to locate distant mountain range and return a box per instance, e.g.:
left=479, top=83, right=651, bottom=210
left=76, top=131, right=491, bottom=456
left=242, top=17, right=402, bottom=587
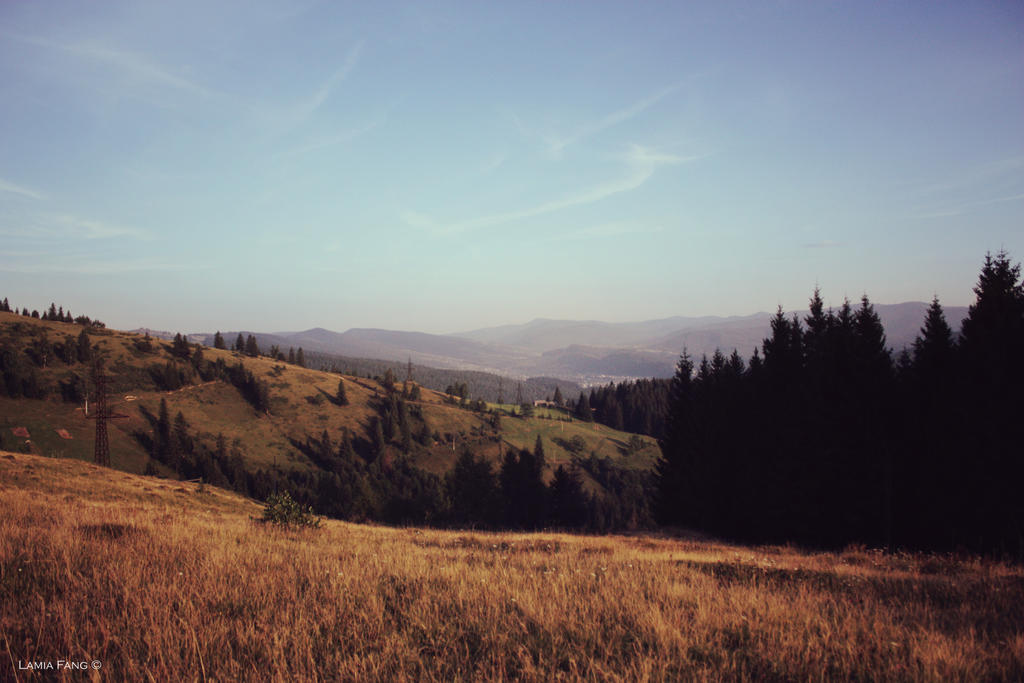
left=140, top=302, right=968, bottom=385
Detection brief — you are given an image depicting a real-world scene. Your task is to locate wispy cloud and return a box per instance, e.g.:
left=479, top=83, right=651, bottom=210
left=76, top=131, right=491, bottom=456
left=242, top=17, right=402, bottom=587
left=479, top=152, right=507, bottom=175
left=0, top=178, right=44, bottom=200
left=546, top=84, right=681, bottom=155
left=915, top=192, right=1024, bottom=219
left=50, top=214, right=152, bottom=240
left=8, top=32, right=215, bottom=97
left=281, top=112, right=384, bottom=157
left=914, top=156, right=1024, bottom=198
left=545, top=222, right=665, bottom=243
left=290, top=41, right=364, bottom=124
left=407, top=171, right=649, bottom=235
left=403, top=144, right=699, bottom=235
left=0, top=257, right=199, bottom=275
left=0, top=214, right=151, bottom=241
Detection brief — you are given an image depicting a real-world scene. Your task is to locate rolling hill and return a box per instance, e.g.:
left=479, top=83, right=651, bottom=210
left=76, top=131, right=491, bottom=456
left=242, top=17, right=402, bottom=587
left=0, top=311, right=658, bottom=518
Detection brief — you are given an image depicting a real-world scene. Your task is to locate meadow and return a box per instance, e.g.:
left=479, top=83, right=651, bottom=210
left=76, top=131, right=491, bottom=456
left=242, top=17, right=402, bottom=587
left=2, top=451, right=1022, bottom=681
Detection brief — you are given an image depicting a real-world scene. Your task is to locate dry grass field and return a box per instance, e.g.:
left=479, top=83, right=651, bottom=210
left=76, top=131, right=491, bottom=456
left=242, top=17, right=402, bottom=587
left=2, top=451, right=1023, bottom=682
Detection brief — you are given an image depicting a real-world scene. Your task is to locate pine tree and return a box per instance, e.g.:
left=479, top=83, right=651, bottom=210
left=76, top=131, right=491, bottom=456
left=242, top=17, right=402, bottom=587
left=549, top=465, right=588, bottom=528
left=213, top=331, right=226, bottom=350
left=370, top=417, right=385, bottom=460
left=235, top=334, right=245, bottom=352
left=654, top=353, right=695, bottom=526
left=574, top=392, right=593, bottom=422
left=956, top=250, right=1024, bottom=555
left=912, top=296, right=954, bottom=371
left=553, top=386, right=563, bottom=407
left=336, top=378, right=349, bottom=406
left=173, top=333, right=190, bottom=359
left=157, top=398, right=171, bottom=461
left=399, top=401, right=412, bottom=453
left=191, top=344, right=205, bottom=372
left=296, top=348, right=305, bottom=367
left=445, top=448, right=499, bottom=526
left=76, top=329, right=91, bottom=363
left=245, top=334, right=260, bottom=357
left=905, top=296, right=958, bottom=548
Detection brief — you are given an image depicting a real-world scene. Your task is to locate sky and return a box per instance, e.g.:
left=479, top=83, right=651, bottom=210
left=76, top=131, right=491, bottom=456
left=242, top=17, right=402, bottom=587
left=1, top=1, right=1022, bottom=335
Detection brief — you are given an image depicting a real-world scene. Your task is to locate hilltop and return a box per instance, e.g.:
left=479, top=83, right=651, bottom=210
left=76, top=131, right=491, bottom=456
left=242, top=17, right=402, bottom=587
left=2, top=451, right=1021, bottom=681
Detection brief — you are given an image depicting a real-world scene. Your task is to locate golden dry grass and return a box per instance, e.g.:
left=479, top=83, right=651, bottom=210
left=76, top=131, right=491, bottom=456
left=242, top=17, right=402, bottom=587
left=2, top=451, right=1023, bottom=682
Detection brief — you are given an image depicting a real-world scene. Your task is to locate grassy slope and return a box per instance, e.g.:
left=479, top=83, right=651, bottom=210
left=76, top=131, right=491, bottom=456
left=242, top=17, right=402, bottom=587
left=1, top=452, right=1022, bottom=681
left=0, top=312, right=659, bottom=483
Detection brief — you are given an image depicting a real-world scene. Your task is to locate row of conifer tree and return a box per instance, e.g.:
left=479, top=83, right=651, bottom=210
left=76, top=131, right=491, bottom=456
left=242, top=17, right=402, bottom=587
left=655, top=251, right=1024, bottom=557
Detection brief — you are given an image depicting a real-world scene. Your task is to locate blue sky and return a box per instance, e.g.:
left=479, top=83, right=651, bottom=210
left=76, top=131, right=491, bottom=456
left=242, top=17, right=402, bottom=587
left=1, top=1, right=1021, bottom=334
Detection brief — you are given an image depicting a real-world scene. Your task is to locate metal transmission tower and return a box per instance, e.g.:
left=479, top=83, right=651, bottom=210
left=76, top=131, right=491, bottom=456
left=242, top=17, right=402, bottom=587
left=86, top=360, right=128, bottom=467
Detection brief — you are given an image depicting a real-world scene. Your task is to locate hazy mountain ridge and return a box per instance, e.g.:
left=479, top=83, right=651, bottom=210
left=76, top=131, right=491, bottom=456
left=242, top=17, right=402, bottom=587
left=188, top=302, right=968, bottom=384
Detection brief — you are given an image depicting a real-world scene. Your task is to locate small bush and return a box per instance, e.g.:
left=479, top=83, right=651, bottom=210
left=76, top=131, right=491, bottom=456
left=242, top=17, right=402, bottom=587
left=261, top=491, right=321, bottom=529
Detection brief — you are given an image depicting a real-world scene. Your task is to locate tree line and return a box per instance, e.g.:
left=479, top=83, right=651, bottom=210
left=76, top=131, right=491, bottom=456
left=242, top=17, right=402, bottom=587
left=656, top=251, right=1024, bottom=557
left=0, top=298, right=104, bottom=328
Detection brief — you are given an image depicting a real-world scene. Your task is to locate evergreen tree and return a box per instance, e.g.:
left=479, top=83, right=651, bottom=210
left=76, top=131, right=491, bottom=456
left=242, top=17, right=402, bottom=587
left=172, top=333, right=191, bottom=359
left=191, top=344, right=205, bottom=372
left=336, top=378, right=349, bottom=405
left=903, top=296, right=958, bottom=548
left=213, top=331, right=226, bottom=350
left=574, top=392, right=593, bottom=422
left=30, top=332, right=51, bottom=368
left=235, top=334, right=245, bottom=352
left=655, top=353, right=694, bottom=526
left=913, top=296, right=954, bottom=370
left=296, top=348, right=305, bottom=367
left=288, top=347, right=296, bottom=364
left=398, top=399, right=412, bottom=453
left=500, top=448, right=548, bottom=529
left=173, top=412, right=192, bottom=457
left=553, top=385, right=564, bottom=407
left=157, top=398, right=171, bottom=462
left=549, top=465, right=588, bottom=529
left=245, top=334, right=260, bottom=357
left=76, top=329, right=91, bottom=363
left=59, top=334, right=77, bottom=364
left=445, top=448, right=500, bottom=526
left=370, top=417, right=385, bottom=460
left=956, top=250, right=1024, bottom=555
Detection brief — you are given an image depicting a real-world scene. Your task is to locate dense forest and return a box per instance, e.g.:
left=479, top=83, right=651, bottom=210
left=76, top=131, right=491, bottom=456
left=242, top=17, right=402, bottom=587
left=656, top=251, right=1024, bottom=557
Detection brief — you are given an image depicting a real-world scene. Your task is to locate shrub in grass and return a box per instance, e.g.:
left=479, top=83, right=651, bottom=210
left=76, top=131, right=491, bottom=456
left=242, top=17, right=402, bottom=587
left=261, top=491, right=321, bottom=529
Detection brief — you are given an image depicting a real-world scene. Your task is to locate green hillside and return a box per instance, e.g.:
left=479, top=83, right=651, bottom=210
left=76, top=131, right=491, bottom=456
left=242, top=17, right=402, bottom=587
left=0, top=311, right=659, bottom=517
